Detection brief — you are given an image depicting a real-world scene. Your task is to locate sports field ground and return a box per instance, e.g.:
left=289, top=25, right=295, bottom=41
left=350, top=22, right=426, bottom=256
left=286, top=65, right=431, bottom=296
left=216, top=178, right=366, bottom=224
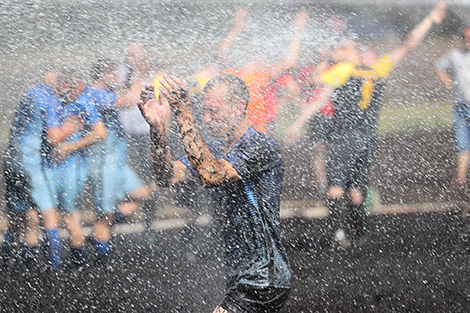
left=0, top=203, right=469, bottom=312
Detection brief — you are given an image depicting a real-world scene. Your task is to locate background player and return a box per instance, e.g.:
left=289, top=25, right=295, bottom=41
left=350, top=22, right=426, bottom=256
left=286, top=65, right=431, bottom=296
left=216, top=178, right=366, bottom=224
left=436, top=25, right=470, bottom=190
left=45, top=69, right=107, bottom=269
left=81, top=58, right=150, bottom=264
left=2, top=68, right=61, bottom=271
left=285, top=2, right=447, bottom=248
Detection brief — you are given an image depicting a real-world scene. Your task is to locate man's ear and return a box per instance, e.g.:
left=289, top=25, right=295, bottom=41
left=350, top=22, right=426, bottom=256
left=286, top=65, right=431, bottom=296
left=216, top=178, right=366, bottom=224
left=234, top=99, right=247, bottom=116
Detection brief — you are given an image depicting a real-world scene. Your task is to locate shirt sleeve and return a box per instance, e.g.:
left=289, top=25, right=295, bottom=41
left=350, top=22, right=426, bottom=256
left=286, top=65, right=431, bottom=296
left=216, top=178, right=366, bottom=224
left=320, top=63, right=355, bottom=88
left=43, top=98, right=61, bottom=129
left=373, top=55, right=394, bottom=79
left=224, top=135, right=281, bottom=181
left=436, top=51, right=453, bottom=74
left=78, top=99, right=102, bottom=126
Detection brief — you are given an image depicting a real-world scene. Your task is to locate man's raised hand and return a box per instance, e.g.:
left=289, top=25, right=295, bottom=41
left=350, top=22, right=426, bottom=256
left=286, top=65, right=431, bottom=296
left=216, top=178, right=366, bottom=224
left=138, top=83, right=171, bottom=135
left=430, top=2, right=447, bottom=25
left=158, top=75, right=192, bottom=115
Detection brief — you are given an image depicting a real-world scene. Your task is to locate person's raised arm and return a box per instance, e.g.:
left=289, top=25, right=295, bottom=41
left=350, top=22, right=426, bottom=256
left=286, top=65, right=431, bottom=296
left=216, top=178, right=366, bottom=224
left=217, top=8, right=248, bottom=63
left=270, top=10, right=309, bottom=81
left=283, top=86, right=332, bottom=146
left=115, top=78, right=145, bottom=109
left=159, top=76, right=240, bottom=186
left=138, top=84, right=187, bottom=187
left=390, top=2, right=447, bottom=65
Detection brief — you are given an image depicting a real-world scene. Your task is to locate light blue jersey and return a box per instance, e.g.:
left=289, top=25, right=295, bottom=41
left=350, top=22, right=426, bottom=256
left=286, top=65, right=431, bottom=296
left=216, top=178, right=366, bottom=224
left=79, top=86, right=143, bottom=214
left=4, top=84, right=57, bottom=212
left=45, top=92, right=103, bottom=212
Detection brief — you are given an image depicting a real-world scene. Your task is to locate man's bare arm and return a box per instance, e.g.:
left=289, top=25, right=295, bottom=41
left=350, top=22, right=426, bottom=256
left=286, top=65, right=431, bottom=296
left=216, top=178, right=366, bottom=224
left=47, top=115, right=83, bottom=147
left=54, top=121, right=107, bottom=161
left=149, top=126, right=175, bottom=187
left=284, top=87, right=333, bottom=146
left=390, top=2, right=447, bottom=65
left=217, top=8, right=248, bottom=63
left=271, top=10, right=309, bottom=81
left=436, top=69, right=453, bottom=89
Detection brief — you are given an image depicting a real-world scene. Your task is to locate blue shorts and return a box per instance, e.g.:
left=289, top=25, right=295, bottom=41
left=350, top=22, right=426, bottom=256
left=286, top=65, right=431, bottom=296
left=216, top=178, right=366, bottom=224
left=4, top=161, right=55, bottom=213
left=46, top=157, right=87, bottom=213
left=86, top=151, right=143, bottom=215
left=454, top=103, right=470, bottom=152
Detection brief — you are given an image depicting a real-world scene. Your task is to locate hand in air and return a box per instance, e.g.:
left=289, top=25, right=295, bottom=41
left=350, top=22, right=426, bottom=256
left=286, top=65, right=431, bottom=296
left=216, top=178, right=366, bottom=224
left=430, top=2, right=447, bottom=24
left=283, top=124, right=302, bottom=148
left=158, top=75, right=192, bottom=115
left=138, top=83, right=172, bottom=135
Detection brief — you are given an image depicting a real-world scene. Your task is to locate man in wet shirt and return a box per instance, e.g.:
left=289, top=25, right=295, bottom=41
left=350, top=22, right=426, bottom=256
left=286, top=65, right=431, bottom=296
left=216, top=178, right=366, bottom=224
left=138, top=74, right=290, bottom=313
left=286, top=2, right=447, bottom=247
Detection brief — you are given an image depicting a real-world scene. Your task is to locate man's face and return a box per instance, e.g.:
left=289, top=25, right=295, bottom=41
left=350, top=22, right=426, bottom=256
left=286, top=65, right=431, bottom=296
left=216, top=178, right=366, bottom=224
left=202, top=84, right=237, bottom=138
left=102, top=68, right=119, bottom=89
left=56, top=80, right=85, bottom=103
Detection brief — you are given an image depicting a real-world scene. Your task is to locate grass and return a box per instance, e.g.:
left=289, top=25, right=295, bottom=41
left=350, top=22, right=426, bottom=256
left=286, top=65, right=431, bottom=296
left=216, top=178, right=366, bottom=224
left=377, top=100, right=453, bottom=135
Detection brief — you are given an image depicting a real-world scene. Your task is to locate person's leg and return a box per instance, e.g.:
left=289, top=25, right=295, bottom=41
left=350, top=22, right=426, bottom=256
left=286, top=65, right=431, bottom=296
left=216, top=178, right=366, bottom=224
left=456, top=151, right=470, bottom=186
left=313, top=142, right=328, bottom=191
left=42, top=208, right=62, bottom=271
left=63, top=211, right=86, bottom=268
left=325, top=137, right=352, bottom=247
left=93, top=214, right=113, bottom=264
left=21, top=209, right=41, bottom=270
left=349, top=188, right=368, bottom=237
left=1, top=212, right=23, bottom=271
left=61, top=162, right=88, bottom=268
left=348, top=143, right=374, bottom=240
left=453, top=104, right=470, bottom=186
left=326, top=186, right=350, bottom=247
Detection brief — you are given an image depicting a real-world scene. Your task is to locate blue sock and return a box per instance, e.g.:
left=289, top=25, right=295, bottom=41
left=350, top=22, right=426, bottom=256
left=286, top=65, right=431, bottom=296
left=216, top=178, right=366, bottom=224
left=44, top=229, right=62, bottom=270
left=2, top=231, right=15, bottom=268
left=94, top=240, right=111, bottom=261
left=71, top=246, right=86, bottom=268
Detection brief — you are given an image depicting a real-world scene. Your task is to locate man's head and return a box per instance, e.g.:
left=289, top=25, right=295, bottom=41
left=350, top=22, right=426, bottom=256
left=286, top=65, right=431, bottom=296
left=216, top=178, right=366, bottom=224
left=201, top=74, right=250, bottom=138
left=91, top=58, right=118, bottom=88
left=55, top=68, right=85, bottom=103
left=127, top=41, right=147, bottom=70
left=42, top=67, right=57, bottom=87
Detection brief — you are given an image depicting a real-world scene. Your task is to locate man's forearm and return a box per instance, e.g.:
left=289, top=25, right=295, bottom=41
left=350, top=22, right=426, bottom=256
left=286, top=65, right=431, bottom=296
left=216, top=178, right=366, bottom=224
left=175, top=110, right=227, bottom=186
left=150, top=127, right=173, bottom=187
left=404, top=15, right=434, bottom=51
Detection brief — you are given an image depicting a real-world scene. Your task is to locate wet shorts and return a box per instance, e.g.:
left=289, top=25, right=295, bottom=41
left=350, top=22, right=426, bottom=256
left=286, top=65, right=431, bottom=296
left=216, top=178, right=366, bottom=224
left=46, top=158, right=87, bottom=213
left=219, top=284, right=290, bottom=313
left=4, top=162, right=55, bottom=213
left=327, top=133, right=375, bottom=191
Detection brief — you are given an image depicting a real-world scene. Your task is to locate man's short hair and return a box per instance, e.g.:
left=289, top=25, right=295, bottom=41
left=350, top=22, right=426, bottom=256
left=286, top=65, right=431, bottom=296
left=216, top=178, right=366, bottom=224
left=202, top=74, right=250, bottom=112
left=56, top=67, right=83, bottom=89
left=91, top=58, right=117, bottom=82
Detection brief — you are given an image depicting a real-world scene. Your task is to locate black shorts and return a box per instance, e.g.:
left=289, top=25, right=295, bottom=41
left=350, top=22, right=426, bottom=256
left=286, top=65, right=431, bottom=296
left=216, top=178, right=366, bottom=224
left=327, top=133, right=376, bottom=191
left=219, top=284, right=290, bottom=313
left=308, top=114, right=334, bottom=144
